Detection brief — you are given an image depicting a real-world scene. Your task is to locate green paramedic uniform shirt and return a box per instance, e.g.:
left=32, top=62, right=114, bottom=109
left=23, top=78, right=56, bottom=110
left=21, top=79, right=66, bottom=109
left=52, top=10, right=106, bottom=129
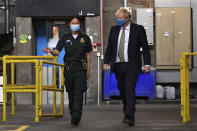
left=55, top=32, right=93, bottom=63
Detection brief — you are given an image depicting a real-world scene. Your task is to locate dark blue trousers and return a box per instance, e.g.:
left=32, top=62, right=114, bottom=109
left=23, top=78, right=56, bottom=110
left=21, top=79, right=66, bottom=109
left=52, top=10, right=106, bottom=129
left=114, top=63, right=139, bottom=118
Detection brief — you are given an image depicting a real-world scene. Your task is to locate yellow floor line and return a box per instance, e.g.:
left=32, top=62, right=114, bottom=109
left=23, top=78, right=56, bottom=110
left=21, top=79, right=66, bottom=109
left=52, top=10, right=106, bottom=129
left=15, top=126, right=29, bottom=131
left=0, top=125, right=29, bottom=131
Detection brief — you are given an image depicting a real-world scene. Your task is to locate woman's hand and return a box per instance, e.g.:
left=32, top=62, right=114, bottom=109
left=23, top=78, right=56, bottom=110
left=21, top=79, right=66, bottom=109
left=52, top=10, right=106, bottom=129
left=42, top=47, right=51, bottom=53
left=86, top=52, right=91, bottom=80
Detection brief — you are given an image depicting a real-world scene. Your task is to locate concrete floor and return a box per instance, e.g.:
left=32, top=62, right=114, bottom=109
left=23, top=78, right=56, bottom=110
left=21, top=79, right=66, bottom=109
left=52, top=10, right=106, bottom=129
left=1, top=103, right=197, bottom=131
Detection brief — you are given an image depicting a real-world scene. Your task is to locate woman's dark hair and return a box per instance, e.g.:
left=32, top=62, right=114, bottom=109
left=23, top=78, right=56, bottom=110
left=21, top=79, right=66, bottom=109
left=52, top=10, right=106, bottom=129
left=69, top=17, right=81, bottom=23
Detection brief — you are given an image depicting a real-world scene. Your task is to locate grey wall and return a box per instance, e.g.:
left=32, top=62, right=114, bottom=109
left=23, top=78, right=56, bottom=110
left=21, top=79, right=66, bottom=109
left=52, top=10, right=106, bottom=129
left=85, top=0, right=155, bottom=103
left=15, top=17, right=35, bottom=104
left=155, top=0, right=191, bottom=7
left=103, top=0, right=121, bottom=52
left=12, top=0, right=197, bottom=105
left=0, top=8, right=5, bottom=34
left=103, top=0, right=156, bottom=67
left=85, top=17, right=101, bottom=104
left=191, top=0, right=197, bottom=82
left=13, top=16, right=102, bottom=105
left=103, top=0, right=197, bottom=83
left=155, top=0, right=197, bottom=83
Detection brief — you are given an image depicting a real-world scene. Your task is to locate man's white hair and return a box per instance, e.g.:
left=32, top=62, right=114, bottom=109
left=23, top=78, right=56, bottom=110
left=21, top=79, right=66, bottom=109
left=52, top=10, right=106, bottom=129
left=115, top=8, right=131, bottom=18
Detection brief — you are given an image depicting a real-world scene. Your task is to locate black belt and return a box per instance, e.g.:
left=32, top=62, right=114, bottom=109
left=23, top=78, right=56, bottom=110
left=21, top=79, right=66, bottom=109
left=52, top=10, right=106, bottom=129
left=65, top=61, right=82, bottom=66
left=64, top=60, right=87, bottom=71
left=115, top=62, right=129, bottom=65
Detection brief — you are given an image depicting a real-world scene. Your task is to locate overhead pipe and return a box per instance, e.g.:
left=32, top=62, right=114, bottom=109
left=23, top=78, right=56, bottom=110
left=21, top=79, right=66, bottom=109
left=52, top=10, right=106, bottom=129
left=100, top=0, right=104, bottom=59
left=124, top=0, right=127, bottom=7
left=96, top=0, right=103, bottom=107
left=5, top=0, right=9, bottom=34
left=97, top=52, right=101, bottom=106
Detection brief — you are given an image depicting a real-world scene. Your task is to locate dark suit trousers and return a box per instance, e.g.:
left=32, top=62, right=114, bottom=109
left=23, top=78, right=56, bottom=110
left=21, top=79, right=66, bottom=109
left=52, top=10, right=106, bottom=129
left=114, top=63, right=139, bottom=118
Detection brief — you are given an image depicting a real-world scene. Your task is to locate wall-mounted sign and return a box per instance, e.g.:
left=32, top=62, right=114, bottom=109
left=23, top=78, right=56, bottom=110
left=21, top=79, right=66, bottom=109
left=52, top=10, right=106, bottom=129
left=16, top=0, right=100, bottom=17
left=19, top=34, right=28, bottom=44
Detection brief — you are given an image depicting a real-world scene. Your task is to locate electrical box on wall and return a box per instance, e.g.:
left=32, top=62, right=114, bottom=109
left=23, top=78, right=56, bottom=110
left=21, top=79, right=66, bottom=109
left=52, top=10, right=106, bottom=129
left=0, top=9, right=5, bottom=34
left=136, top=8, right=154, bottom=45
left=0, top=76, right=3, bottom=104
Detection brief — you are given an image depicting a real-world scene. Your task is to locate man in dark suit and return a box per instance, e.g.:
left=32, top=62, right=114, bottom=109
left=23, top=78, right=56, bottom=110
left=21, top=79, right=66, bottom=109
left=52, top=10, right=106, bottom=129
left=104, top=8, right=151, bottom=126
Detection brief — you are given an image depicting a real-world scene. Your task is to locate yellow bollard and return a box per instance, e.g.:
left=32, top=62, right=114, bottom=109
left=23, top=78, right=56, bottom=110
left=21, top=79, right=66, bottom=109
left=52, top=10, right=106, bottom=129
left=39, top=62, right=43, bottom=116
left=180, top=57, right=184, bottom=117
left=2, top=56, right=7, bottom=122
left=53, top=58, right=57, bottom=115
left=182, top=55, right=187, bottom=123
left=60, top=67, right=64, bottom=115
left=11, top=63, right=15, bottom=115
left=186, top=55, right=190, bottom=122
left=181, top=53, right=192, bottom=123
left=60, top=90, right=64, bottom=115
left=34, top=60, right=40, bottom=123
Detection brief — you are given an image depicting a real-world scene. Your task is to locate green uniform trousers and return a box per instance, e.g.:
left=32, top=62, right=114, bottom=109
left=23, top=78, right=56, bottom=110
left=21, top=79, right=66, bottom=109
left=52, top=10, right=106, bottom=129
left=64, top=67, right=86, bottom=121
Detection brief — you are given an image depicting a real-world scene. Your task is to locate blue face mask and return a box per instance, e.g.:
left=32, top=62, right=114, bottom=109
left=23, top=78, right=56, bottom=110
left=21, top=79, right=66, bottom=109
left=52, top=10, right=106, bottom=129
left=117, top=19, right=126, bottom=27
left=70, top=25, right=80, bottom=32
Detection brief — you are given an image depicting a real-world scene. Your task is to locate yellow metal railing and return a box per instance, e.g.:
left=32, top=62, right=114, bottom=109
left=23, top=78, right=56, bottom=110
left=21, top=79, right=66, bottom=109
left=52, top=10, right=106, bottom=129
left=1, top=56, right=64, bottom=123
left=180, top=52, right=197, bottom=123
left=0, top=57, right=2, bottom=87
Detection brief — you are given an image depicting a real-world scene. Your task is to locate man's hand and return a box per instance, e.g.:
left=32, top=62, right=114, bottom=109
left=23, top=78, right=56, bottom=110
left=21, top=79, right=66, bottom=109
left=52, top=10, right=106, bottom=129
left=103, top=64, right=109, bottom=71
left=144, top=65, right=150, bottom=73
left=42, top=47, right=51, bottom=53
left=86, top=71, right=90, bottom=80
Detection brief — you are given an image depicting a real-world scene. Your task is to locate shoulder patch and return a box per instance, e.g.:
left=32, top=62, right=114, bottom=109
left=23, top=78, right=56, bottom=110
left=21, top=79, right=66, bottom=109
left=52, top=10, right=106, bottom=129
left=80, top=38, right=85, bottom=44
left=61, top=32, right=71, bottom=38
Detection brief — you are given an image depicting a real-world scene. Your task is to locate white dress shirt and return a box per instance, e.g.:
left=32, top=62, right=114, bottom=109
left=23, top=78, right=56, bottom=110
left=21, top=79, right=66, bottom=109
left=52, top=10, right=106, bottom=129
left=115, top=23, right=150, bottom=67
left=73, top=34, right=78, bottom=39
left=116, top=23, right=130, bottom=63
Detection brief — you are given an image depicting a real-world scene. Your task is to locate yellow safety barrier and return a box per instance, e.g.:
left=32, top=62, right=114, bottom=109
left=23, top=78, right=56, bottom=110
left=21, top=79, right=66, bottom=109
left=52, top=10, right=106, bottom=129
left=0, top=57, right=2, bottom=87
left=1, top=56, right=64, bottom=123
left=180, top=52, right=197, bottom=123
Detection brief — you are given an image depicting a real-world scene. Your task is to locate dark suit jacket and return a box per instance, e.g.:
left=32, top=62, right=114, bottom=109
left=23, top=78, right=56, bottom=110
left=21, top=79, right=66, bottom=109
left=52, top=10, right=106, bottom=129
left=104, top=23, right=151, bottom=73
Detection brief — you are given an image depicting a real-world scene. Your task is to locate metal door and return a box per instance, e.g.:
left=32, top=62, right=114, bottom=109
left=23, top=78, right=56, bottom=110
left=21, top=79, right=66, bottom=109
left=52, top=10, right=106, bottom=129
left=173, top=8, right=191, bottom=65
left=156, top=8, right=192, bottom=68
left=156, top=8, right=174, bottom=66
left=137, top=8, right=154, bottom=45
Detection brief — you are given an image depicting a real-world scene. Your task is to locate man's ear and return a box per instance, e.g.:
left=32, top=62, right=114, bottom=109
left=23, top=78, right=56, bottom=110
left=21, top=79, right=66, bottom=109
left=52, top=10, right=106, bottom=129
left=126, top=17, right=130, bottom=22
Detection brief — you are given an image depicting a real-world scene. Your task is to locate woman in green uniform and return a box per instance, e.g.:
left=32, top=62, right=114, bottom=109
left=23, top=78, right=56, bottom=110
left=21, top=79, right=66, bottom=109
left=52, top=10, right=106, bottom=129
left=43, top=17, right=92, bottom=126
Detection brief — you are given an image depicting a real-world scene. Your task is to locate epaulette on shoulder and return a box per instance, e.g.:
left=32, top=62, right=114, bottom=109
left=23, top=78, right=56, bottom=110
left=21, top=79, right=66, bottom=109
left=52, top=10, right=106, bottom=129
left=80, top=32, right=89, bottom=38
left=80, top=32, right=86, bottom=35
left=62, top=32, right=70, bottom=37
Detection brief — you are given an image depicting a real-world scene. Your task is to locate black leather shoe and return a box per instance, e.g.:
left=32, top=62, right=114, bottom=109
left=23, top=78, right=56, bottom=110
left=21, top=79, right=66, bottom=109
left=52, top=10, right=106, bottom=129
left=71, top=118, right=80, bottom=126
left=125, top=117, right=135, bottom=127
